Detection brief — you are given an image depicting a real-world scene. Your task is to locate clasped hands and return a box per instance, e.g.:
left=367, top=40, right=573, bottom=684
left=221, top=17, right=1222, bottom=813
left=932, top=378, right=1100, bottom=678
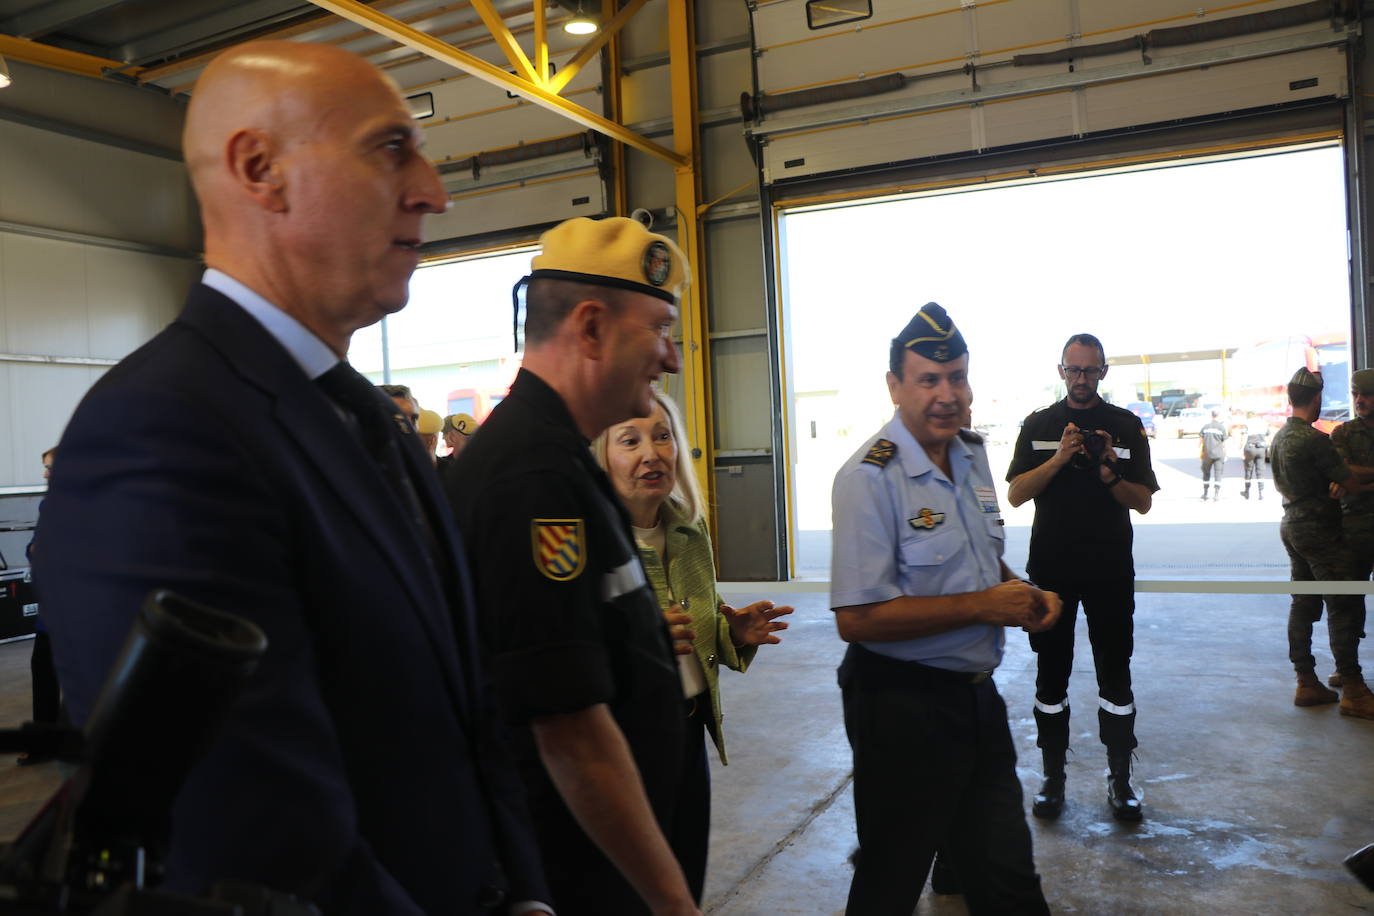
left=986, top=579, right=1062, bottom=634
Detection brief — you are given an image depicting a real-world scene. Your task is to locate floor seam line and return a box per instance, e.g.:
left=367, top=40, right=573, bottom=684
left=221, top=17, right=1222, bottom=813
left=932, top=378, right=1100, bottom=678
left=704, top=770, right=854, bottom=914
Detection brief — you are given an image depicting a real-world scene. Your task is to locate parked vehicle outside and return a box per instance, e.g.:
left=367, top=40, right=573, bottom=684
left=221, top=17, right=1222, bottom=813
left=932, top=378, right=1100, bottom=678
left=1126, top=401, right=1157, bottom=438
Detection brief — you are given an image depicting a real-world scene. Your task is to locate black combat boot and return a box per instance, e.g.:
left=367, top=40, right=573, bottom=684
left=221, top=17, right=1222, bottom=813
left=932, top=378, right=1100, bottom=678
left=1031, top=747, right=1067, bottom=819
left=1107, top=751, right=1142, bottom=822
left=1242, top=483, right=1250, bottom=499
left=1258, top=481, right=1264, bottom=500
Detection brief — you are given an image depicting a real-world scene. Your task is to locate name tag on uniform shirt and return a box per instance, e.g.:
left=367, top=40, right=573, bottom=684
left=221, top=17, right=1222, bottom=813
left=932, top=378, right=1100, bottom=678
left=974, top=485, right=1000, bottom=514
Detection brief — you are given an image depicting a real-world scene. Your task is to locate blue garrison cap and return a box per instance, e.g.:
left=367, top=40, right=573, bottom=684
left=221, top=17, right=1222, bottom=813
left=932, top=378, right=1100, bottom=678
left=893, top=303, right=966, bottom=363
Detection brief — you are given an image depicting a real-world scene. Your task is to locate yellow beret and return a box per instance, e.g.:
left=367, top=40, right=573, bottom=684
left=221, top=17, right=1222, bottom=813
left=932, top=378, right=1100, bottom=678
left=530, top=217, right=689, bottom=304
left=443, top=413, right=478, bottom=436
left=417, top=409, right=443, bottom=434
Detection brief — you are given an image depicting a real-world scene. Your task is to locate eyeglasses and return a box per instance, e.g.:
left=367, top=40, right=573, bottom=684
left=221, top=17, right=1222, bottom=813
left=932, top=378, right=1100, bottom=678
left=1060, top=365, right=1105, bottom=380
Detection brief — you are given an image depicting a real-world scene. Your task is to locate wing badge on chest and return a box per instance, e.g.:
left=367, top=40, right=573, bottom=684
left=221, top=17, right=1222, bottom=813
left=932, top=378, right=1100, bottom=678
left=532, top=518, right=586, bottom=581
left=909, top=509, right=946, bottom=530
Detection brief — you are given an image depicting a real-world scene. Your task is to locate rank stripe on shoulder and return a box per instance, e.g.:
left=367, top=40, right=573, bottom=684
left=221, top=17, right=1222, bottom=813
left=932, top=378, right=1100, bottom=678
left=862, top=438, right=896, bottom=468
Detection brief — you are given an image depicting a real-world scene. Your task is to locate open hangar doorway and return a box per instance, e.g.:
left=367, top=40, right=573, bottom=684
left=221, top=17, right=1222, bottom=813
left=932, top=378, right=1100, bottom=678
left=777, top=142, right=1354, bottom=582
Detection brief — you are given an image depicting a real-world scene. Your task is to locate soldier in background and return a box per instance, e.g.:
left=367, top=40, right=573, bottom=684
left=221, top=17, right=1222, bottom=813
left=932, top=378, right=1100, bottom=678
left=1270, top=367, right=1374, bottom=718
left=1241, top=411, right=1269, bottom=500
left=1199, top=410, right=1228, bottom=500
left=1330, top=368, right=1374, bottom=689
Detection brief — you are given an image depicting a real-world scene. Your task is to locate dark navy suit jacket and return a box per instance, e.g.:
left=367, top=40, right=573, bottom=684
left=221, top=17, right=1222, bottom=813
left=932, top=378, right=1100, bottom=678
left=35, top=284, right=546, bottom=914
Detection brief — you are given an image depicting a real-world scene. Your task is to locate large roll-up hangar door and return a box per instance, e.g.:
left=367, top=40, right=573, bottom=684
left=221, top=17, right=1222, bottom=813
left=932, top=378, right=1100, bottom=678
left=740, top=0, right=1370, bottom=581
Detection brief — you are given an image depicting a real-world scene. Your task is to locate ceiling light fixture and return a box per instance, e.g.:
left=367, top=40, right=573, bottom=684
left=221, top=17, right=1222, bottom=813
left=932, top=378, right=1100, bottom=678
left=563, top=1, right=598, bottom=35
left=0, top=54, right=11, bottom=90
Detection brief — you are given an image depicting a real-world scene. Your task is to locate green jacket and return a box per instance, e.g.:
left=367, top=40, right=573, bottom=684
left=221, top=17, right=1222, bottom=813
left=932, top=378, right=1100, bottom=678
left=1332, top=417, right=1374, bottom=518
left=1271, top=416, right=1350, bottom=525
left=635, top=501, right=755, bottom=764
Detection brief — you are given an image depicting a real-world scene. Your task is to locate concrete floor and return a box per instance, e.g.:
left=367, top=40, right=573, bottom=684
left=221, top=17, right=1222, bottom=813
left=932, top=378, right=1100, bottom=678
left=705, top=589, right=1374, bottom=914
left=1, top=590, right=1371, bottom=914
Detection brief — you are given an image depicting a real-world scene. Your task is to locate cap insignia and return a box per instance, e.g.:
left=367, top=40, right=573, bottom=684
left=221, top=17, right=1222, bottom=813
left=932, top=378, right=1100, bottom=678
left=642, top=240, right=672, bottom=287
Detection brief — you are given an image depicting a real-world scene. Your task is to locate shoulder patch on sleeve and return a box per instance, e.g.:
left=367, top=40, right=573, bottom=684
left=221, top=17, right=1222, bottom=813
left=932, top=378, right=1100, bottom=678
left=958, top=428, right=983, bottom=445
left=532, top=518, right=586, bottom=581
left=861, top=438, right=897, bottom=468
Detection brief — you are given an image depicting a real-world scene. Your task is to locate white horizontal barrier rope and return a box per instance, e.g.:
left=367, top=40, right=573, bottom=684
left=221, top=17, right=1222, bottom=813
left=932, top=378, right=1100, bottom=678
left=719, top=580, right=1374, bottom=595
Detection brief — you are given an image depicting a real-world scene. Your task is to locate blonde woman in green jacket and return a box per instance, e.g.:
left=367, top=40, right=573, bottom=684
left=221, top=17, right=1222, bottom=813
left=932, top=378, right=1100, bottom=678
left=592, top=388, right=792, bottom=904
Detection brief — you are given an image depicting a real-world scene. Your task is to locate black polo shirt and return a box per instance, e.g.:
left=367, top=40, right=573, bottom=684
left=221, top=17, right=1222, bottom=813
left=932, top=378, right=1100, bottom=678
left=445, top=368, right=683, bottom=818
left=1007, top=399, right=1159, bottom=582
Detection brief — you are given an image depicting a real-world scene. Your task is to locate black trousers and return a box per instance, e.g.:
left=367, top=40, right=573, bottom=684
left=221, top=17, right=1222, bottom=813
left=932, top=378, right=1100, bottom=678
left=1201, top=457, right=1225, bottom=483
left=839, top=645, right=1048, bottom=916
left=666, top=694, right=710, bottom=905
left=30, top=630, right=60, bottom=725
left=1029, top=578, right=1137, bottom=753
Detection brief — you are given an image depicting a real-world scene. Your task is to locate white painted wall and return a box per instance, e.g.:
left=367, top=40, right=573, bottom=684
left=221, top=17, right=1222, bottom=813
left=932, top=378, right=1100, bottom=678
left=0, top=81, right=200, bottom=489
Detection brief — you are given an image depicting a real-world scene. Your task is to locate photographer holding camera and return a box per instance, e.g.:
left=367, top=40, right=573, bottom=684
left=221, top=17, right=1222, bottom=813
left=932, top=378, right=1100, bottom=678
left=1007, top=333, right=1159, bottom=823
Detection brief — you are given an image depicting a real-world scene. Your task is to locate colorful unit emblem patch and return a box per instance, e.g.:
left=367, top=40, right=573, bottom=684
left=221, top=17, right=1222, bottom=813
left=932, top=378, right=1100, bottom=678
left=532, top=519, right=586, bottom=581
left=909, top=509, right=946, bottom=530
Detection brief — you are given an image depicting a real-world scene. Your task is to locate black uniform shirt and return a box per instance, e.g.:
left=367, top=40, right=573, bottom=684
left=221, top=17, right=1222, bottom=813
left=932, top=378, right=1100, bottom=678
left=445, top=369, right=683, bottom=813
left=1007, top=399, right=1159, bottom=582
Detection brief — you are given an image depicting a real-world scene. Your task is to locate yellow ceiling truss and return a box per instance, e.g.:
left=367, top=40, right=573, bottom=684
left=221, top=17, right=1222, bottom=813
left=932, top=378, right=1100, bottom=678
left=306, top=0, right=684, bottom=167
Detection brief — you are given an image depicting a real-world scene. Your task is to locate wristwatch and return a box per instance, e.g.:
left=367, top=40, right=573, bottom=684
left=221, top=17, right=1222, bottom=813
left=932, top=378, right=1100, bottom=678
left=1105, top=471, right=1124, bottom=488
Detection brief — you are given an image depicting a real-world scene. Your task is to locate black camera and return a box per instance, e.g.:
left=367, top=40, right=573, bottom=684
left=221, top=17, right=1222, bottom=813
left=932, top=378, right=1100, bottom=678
left=1082, top=431, right=1111, bottom=457
left=1071, top=430, right=1113, bottom=471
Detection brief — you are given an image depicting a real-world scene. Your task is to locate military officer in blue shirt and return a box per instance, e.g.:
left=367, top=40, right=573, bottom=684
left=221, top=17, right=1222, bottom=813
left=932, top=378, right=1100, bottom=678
left=831, top=303, right=1060, bottom=916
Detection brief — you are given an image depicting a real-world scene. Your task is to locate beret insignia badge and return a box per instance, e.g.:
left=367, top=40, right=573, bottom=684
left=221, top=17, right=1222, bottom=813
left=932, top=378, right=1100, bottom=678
left=642, top=240, right=672, bottom=287
left=861, top=439, right=896, bottom=468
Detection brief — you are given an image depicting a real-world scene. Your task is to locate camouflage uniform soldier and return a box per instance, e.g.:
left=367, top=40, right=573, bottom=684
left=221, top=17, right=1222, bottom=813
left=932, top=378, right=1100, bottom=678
left=1271, top=367, right=1374, bottom=718
left=1330, top=368, right=1374, bottom=690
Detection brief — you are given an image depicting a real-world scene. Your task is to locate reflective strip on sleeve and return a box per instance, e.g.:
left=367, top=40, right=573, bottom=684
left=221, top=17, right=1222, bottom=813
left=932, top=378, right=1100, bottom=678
left=601, top=557, right=647, bottom=602
left=1034, top=698, right=1068, bottom=714
left=1031, top=441, right=1061, bottom=451
left=1099, top=696, right=1136, bottom=716
left=1113, top=447, right=1132, bottom=459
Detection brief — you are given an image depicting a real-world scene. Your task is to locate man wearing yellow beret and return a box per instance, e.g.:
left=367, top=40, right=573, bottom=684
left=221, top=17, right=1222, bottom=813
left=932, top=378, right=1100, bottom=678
left=446, top=217, right=699, bottom=914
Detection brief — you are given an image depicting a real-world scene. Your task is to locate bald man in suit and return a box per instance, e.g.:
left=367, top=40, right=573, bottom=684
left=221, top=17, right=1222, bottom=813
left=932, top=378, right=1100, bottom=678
left=35, top=42, right=548, bottom=916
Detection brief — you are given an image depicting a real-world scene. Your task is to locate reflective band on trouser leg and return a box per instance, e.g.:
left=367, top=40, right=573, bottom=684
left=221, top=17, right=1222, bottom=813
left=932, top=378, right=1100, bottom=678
left=1034, top=698, right=1067, bottom=714
left=1098, top=696, right=1135, bottom=715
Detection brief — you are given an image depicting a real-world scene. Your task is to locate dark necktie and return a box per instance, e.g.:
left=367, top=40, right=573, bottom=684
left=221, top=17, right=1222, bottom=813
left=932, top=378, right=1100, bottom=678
left=315, top=362, right=441, bottom=563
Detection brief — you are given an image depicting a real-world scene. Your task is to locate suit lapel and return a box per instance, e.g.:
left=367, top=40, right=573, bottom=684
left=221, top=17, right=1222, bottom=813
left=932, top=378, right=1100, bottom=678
left=177, top=286, right=472, bottom=716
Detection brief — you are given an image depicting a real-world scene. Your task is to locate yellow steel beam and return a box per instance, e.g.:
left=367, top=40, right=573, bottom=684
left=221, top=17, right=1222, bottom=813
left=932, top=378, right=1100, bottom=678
left=534, top=0, right=548, bottom=83
left=601, top=0, right=627, bottom=217
left=0, top=34, right=131, bottom=80
left=469, top=0, right=537, bottom=83
left=666, top=0, right=714, bottom=522
left=305, top=0, right=687, bottom=167
left=546, top=0, right=647, bottom=94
